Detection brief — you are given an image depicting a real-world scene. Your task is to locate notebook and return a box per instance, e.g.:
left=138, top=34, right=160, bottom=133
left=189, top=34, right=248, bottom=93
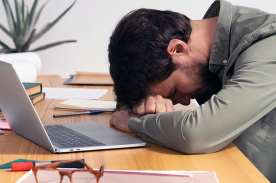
left=0, top=61, right=146, bottom=153
left=54, top=99, right=116, bottom=111
left=67, top=72, right=114, bottom=85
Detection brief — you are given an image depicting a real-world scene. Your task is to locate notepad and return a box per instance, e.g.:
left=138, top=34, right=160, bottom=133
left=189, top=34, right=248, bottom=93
left=0, top=122, right=11, bottom=130
left=70, top=72, right=114, bottom=85
left=54, top=99, right=117, bottom=111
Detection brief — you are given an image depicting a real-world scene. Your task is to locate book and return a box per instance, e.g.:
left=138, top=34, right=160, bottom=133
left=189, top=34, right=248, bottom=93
left=0, top=112, right=6, bottom=122
left=64, top=72, right=114, bottom=85
left=0, top=112, right=3, bottom=117
left=16, top=169, right=219, bottom=183
left=29, top=92, right=45, bottom=105
left=54, top=99, right=117, bottom=111
left=22, top=83, right=42, bottom=96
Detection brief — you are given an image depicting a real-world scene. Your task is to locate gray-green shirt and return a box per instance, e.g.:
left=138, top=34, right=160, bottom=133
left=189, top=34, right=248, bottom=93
left=128, top=0, right=276, bottom=181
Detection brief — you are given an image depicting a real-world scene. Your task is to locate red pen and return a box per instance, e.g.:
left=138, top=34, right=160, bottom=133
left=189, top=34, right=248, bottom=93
left=11, top=159, right=85, bottom=171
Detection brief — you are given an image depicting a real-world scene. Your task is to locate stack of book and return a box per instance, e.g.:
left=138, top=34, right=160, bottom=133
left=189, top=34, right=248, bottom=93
left=0, top=83, right=45, bottom=122
left=23, top=82, right=45, bottom=105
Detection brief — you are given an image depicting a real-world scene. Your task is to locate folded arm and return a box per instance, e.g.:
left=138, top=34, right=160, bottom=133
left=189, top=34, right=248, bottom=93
left=126, top=56, right=276, bottom=154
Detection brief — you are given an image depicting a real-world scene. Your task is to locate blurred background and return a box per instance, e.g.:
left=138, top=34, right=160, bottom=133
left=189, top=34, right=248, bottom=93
left=0, top=0, right=274, bottom=78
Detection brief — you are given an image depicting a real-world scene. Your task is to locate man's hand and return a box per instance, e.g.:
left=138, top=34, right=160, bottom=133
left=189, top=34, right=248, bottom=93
left=109, top=110, right=138, bottom=132
left=110, top=95, right=174, bottom=132
left=133, top=95, right=175, bottom=115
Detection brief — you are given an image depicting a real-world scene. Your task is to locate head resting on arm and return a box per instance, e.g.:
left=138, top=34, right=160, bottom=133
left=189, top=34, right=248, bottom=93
left=108, top=8, right=192, bottom=107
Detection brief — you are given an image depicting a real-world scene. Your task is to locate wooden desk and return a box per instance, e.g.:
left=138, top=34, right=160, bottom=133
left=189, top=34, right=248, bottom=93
left=0, top=77, right=270, bottom=183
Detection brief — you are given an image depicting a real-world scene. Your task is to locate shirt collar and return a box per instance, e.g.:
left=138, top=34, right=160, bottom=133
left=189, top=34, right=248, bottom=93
left=203, top=0, right=233, bottom=73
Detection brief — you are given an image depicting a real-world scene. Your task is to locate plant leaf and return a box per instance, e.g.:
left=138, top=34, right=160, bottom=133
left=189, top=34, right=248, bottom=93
left=0, top=23, right=17, bottom=39
left=2, top=0, right=17, bottom=34
left=17, top=0, right=25, bottom=26
left=28, top=0, right=38, bottom=33
left=15, top=9, right=30, bottom=51
left=30, top=40, right=77, bottom=52
left=21, top=0, right=25, bottom=22
left=22, top=29, right=36, bottom=52
left=32, top=22, right=50, bottom=38
left=0, top=40, right=11, bottom=49
left=0, top=48, right=17, bottom=53
left=33, top=0, right=49, bottom=26
left=32, top=0, right=76, bottom=43
left=14, top=0, right=23, bottom=35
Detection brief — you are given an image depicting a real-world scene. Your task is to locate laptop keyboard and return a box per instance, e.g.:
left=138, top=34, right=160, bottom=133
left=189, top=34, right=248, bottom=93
left=44, top=125, right=105, bottom=148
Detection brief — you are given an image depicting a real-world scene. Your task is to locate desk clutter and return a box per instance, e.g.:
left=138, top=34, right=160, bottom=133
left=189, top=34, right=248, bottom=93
left=0, top=82, right=45, bottom=127
left=0, top=82, right=44, bottom=134
left=0, top=114, right=11, bottom=134
left=0, top=112, right=6, bottom=122
left=0, top=69, right=268, bottom=183
left=23, top=82, right=45, bottom=105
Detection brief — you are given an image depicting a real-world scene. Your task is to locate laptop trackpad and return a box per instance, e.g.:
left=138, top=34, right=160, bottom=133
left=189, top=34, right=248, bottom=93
left=62, top=122, right=142, bottom=145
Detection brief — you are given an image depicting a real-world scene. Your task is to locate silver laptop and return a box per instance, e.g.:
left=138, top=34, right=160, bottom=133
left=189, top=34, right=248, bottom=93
left=0, top=61, right=146, bottom=153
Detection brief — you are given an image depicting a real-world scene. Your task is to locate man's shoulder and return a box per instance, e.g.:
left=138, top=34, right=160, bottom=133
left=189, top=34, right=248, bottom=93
left=237, top=34, right=276, bottom=64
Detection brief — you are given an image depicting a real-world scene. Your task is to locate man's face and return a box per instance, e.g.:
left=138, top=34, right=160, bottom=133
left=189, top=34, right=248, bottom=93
left=151, top=60, right=213, bottom=105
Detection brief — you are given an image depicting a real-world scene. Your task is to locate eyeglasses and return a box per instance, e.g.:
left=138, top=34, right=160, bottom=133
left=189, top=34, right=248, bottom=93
left=32, top=159, right=104, bottom=183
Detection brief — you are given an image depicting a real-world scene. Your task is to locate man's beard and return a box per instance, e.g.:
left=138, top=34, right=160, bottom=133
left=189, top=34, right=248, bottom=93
left=198, top=62, right=221, bottom=92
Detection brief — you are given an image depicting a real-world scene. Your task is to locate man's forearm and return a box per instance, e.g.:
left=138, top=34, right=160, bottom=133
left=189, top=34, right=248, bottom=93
left=128, top=109, right=239, bottom=154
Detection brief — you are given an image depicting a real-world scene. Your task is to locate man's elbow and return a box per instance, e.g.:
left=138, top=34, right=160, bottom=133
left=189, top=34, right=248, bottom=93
left=176, top=145, right=210, bottom=154
left=174, top=140, right=222, bottom=154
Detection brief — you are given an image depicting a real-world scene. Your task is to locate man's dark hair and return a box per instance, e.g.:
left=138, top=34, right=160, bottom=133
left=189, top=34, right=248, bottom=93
left=108, top=8, right=192, bottom=107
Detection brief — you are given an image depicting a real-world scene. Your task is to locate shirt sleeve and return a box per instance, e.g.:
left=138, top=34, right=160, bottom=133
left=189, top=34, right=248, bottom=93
left=128, top=38, right=276, bottom=154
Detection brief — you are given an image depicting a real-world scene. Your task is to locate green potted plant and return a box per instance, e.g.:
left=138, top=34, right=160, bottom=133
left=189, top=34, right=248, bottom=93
left=0, top=0, right=77, bottom=53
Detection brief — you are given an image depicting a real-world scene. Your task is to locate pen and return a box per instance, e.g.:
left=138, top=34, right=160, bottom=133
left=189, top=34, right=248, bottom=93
left=11, top=159, right=85, bottom=171
left=53, top=110, right=104, bottom=118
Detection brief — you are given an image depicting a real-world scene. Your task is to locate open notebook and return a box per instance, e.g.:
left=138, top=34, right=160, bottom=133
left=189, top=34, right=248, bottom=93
left=54, top=99, right=117, bottom=111
left=54, top=99, right=199, bottom=112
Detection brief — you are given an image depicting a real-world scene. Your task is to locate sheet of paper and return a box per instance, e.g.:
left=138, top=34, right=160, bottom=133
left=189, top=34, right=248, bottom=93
left=55, top=99, right=117, bottom=111
left=16, top=169, right=219, bottom=183
left=42, top=87, right=108, bottom=100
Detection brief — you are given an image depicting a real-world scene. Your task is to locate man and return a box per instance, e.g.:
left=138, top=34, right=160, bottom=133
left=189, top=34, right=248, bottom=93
left=108, top=0, right=276, bottom=182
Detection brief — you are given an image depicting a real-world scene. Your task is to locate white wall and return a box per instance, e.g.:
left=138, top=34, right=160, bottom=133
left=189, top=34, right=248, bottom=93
left=0, top=0, right=275, bottom=78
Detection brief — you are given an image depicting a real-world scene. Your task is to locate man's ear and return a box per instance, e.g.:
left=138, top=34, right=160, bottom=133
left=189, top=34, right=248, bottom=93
left=166, top=39, right=189, bottom=56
